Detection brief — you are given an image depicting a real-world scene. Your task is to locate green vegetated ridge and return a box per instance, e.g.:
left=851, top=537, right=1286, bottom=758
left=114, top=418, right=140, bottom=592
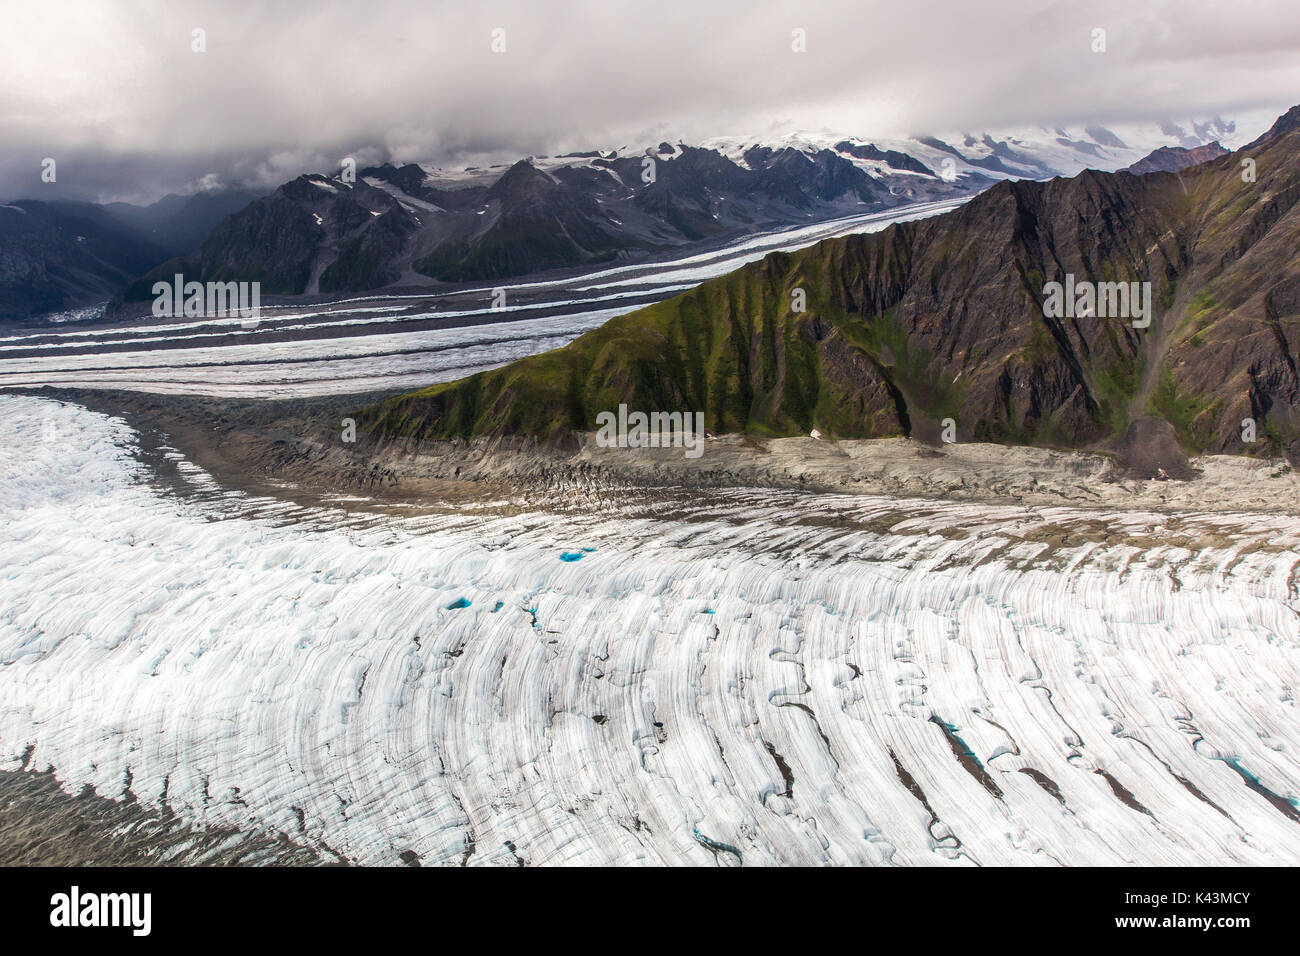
left=360, top=108, right=1300, bottom=460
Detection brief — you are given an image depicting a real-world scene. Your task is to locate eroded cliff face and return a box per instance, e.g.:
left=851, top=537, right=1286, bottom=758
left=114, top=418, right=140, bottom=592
left=360, top=111, right=1300, bottom=464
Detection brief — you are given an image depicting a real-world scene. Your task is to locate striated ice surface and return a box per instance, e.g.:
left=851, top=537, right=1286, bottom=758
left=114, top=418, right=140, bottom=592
left=1, top=394, right=1299, bottom=865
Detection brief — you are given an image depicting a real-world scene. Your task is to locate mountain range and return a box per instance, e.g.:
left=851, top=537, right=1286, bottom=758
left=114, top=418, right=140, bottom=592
left=118, top=143, right=987, bottom=303
left=357, top=106, right=1300, bottom=469
left=0, top=188, right=263, bottom=321
left=112, top=118, right=1239, bottom=305
left=0, top=115, right=1254, bottom=322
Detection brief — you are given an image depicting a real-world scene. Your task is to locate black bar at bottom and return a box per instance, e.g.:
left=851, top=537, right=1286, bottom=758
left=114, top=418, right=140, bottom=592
left=0, top=865, right=1279, bottom=945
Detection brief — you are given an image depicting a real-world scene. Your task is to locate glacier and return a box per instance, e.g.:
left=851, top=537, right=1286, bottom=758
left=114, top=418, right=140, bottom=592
left=1, top=394, right=1298, bottom=865
left=0, top=200, right=965, bottom=400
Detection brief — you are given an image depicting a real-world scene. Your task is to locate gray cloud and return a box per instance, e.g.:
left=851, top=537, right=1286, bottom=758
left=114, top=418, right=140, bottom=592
left=4, top=0, right=1299, bottom=202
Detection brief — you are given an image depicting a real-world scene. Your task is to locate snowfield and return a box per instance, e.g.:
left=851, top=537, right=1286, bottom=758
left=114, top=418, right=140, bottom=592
left=1, top=395, right=1298, bottom=865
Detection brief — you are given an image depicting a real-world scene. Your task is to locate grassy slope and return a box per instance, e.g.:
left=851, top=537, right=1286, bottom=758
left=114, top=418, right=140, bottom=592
left=361, top=124, right=1300, bottom=460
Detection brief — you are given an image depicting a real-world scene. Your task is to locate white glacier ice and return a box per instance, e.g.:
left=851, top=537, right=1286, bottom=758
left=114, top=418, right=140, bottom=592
left=1, top=394, right=1298, bottom=865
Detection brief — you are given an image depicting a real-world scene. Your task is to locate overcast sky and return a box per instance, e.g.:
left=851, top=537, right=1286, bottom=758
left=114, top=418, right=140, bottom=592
left=4, top=0, right=1300, bottom=203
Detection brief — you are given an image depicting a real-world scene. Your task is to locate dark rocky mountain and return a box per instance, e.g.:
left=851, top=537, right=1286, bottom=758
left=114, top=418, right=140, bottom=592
left=833, top=141, right=935, bottom=176
left=0, top=187, right=265, bottom=322
left=1244, top=105, right=1300, bottom=149
left=918, top=135, right=1057, bottom=178
left=1121, top=142, right=1228, bottom=175
left=121, top=142, right=993, bottom=300
left=413, top=158, right=637, bottom=281
left=0, top=201, right=169, bottom=320
left=102, top=187, right=266, bottom=257
left=124, top=174, right=421, bottom=298
left=359, top=106, right=1300, bottom=468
